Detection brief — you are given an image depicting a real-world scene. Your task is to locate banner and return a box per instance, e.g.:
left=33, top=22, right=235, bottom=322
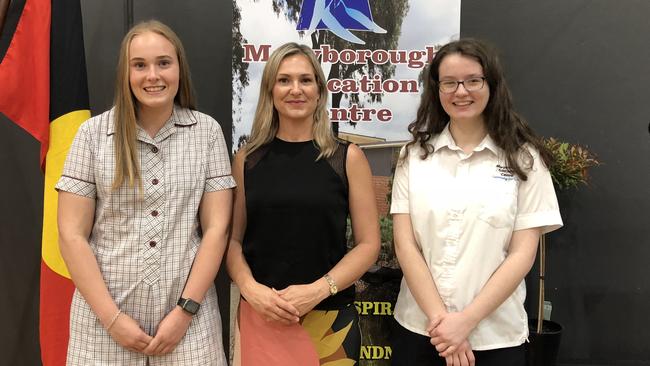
left=232, top=0, right=460, bottom=147
left=232, top=1, right=460, bottom=364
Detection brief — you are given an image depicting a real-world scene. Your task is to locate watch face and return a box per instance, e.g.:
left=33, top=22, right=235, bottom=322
left=185, top=300, right=200, bottom=314
left=179, top=298, right=200, bottom=314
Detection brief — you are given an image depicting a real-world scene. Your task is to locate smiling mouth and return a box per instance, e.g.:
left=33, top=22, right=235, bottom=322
left=144, top=86, right=165, bottom=92
left=453, top=101, right=473, bottom=106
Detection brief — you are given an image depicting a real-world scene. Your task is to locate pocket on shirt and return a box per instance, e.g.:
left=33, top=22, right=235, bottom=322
left=478, top=178, right=517, bottom=228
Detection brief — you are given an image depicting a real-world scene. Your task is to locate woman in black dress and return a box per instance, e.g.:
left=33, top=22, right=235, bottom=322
left=227, top=42, right=380, bottom=365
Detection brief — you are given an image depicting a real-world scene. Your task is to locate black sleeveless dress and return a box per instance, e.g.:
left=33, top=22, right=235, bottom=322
left=243, top=137, right=354, bottom=309
left=239, top=137, right=361, bottom=364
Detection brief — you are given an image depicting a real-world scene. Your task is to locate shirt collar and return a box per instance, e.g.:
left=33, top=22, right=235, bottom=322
left=432, top=124, right=456, bottom=151
left=170, top=105, right=197, bottom=127
left=106, top=105, right=196, bottom=137
left=475, top=133, right=500, bottom=155
left=433, top=124, right=500, bottom=155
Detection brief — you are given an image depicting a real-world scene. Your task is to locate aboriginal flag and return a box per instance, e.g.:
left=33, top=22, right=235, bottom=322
left=0, top=0, right=90, bottom=364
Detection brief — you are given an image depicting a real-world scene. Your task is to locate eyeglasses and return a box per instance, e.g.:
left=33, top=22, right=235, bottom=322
left=437, top=77, right=486, bottom=93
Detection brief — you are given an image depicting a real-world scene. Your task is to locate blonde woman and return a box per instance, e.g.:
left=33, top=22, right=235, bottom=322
left=227, top=42, right=380, bottom=365
left=56, top=20, right=233, bottom=365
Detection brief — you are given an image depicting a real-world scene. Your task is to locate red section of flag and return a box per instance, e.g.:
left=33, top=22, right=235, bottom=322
left=0, top=0, right=51, bottom=166
left=39, top=261, right=75, bottom=365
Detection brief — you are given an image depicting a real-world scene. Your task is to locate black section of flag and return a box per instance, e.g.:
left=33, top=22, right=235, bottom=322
left=0, top=0, right=26, bottom=62
left=49, top=0, right=89, bottom=121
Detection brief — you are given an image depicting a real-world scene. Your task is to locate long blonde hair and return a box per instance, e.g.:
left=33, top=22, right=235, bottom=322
left=112, top=20, right=196, bottom=190
left=245, top=42, right=336, bottom=159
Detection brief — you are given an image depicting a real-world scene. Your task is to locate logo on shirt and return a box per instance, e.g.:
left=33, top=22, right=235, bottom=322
left=494, top=164, right=516, bottom=181
left=296, top=0, right=387, bottom=45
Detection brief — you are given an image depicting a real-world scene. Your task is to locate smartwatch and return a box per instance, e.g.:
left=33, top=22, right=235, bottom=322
left=177, top=297, right=201, bottom=315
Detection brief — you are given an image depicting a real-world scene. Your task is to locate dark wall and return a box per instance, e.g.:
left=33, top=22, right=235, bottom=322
left=461, top=1, right=650, bottom=365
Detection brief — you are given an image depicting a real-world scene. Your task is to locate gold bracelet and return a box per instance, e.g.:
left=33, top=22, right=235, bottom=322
left=106, top=309, right=122, bottom=331
left=323, top=273, right=338, bottom=296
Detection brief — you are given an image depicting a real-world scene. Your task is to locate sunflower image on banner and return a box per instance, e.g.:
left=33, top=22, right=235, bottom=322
left=237, top=300, right=358, bottom=365
left=0, top=0, right=90, bottom=364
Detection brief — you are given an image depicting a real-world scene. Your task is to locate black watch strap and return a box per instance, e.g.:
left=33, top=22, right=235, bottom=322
left=177, top=297, right=201, bottom=315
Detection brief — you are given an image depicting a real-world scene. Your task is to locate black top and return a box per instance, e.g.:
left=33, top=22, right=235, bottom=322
left=243, top=137, right=353, bottom=309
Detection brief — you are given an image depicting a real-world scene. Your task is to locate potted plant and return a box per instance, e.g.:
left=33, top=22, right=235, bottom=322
left=526, top=137, right=600, bottom=366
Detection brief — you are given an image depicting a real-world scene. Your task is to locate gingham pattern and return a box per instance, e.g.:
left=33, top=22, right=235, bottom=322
left=57, top=106, right=234, bottom=365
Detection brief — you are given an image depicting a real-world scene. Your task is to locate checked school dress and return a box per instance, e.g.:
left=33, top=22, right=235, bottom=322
left=56, top=106, right=234, bottom=365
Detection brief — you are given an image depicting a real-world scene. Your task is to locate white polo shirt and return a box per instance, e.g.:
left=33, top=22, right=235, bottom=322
left=390, top=126, right=562, bottom=350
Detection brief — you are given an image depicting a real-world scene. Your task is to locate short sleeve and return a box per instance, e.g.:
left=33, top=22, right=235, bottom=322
left=205, top=121, right=236, bottom=192
left=55, top=123, right=97, bottom=199
left=390, top=146, right=410, bottom=214
left=513, top=147, right=563, bottom=234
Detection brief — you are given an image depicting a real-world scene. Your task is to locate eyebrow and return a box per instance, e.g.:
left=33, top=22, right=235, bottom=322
left=276, top=73, right=314, bottom=77
left=129, top=55, right=174, bottom=62
left=439, top=73, right=484, bottom=79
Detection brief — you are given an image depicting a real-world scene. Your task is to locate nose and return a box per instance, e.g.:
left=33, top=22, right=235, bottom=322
left=146, top=64, right=159, bottom=80
left=289, top=80, right=302, bottom=95
left=454, top=82, right=469, bottom=95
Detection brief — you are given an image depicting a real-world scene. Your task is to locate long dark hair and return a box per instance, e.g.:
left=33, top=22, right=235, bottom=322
left=404, top=38, right=552, bottom=180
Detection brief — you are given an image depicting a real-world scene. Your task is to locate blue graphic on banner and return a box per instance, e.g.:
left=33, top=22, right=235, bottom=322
left=297, top=0, right=386, bottom=45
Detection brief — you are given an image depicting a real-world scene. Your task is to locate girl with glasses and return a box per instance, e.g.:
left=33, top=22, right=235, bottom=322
left=389, top=38, right=563, bottom=366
